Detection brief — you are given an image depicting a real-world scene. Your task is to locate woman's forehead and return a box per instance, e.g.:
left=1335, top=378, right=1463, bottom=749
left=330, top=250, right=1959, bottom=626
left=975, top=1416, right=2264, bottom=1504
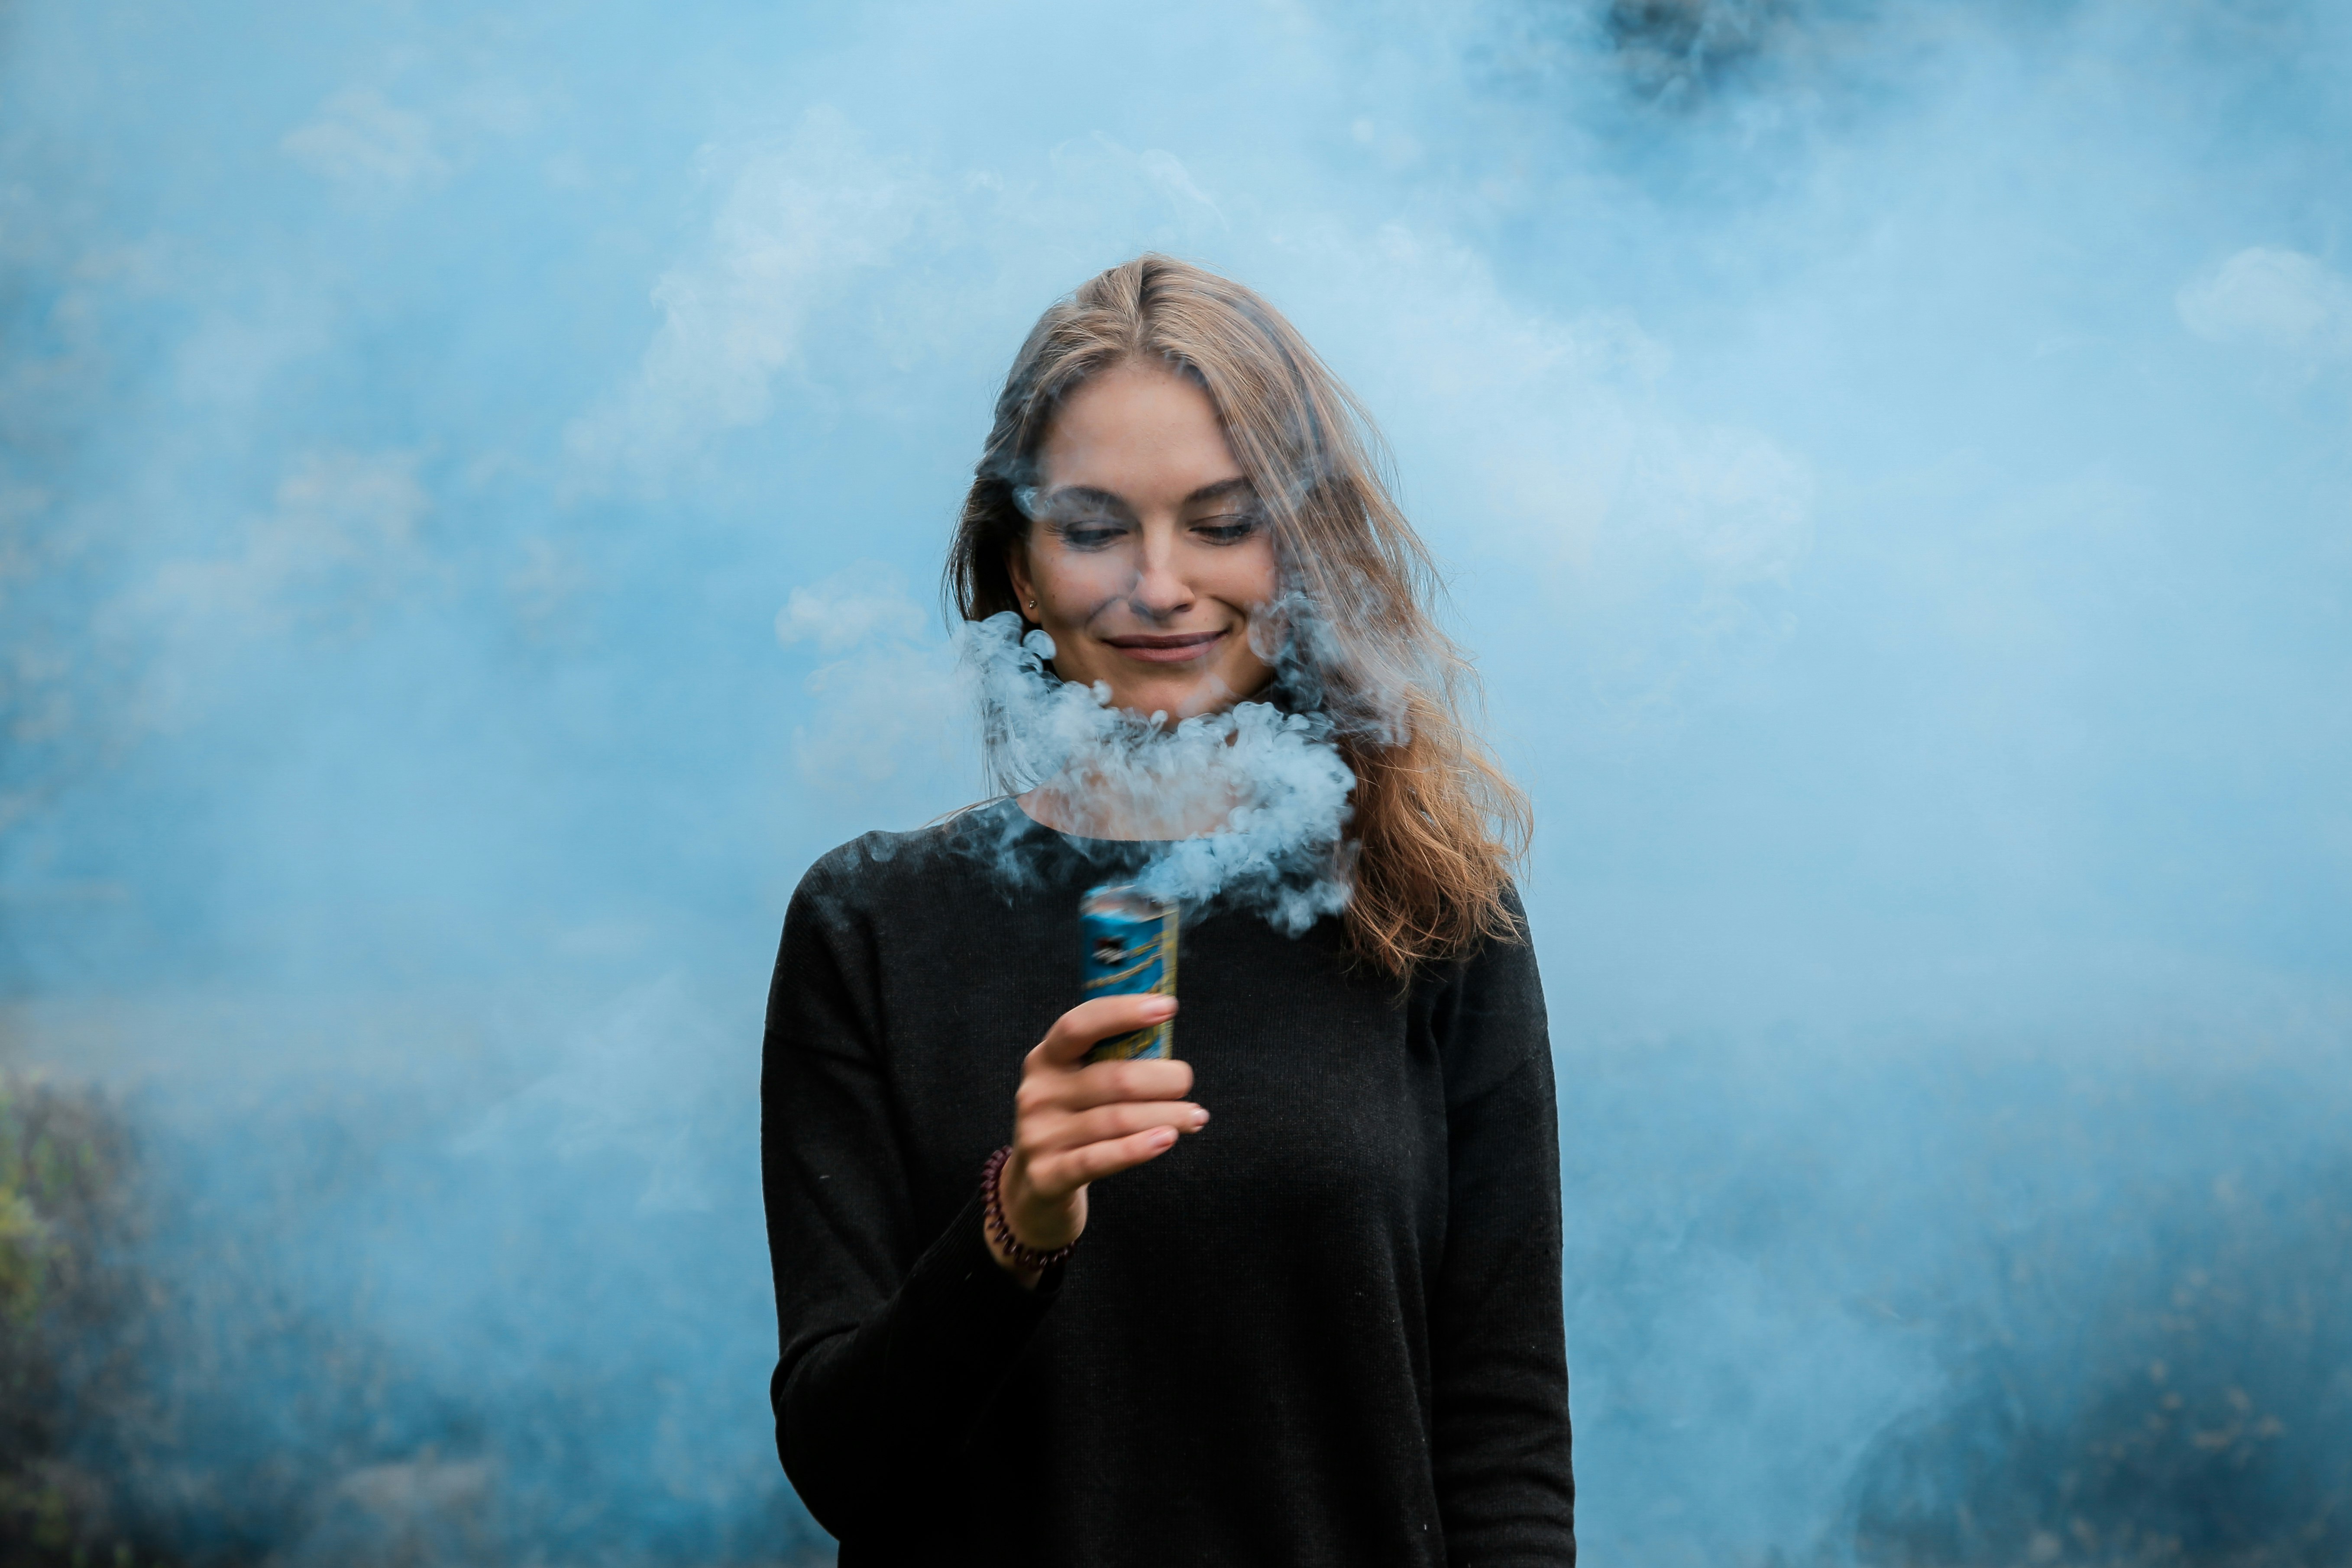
left=1038, top=362, right=1243, bottom=498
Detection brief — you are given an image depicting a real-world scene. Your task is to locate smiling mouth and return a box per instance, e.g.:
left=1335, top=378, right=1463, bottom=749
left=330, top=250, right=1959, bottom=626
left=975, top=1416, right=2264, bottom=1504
left=1101, top=630, right=1227, bottom=664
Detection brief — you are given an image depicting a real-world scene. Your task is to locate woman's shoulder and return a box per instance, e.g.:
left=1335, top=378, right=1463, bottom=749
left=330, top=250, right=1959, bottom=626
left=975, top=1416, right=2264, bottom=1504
left=1411, top=879, right=1543, bottom=1017
left=790, top=798, right=1039, bottom=917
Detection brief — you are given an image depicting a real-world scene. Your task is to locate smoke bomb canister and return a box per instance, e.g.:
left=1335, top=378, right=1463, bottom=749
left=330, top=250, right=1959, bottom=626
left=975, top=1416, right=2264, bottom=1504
left=1080, top=884, right=1179, bottom=1062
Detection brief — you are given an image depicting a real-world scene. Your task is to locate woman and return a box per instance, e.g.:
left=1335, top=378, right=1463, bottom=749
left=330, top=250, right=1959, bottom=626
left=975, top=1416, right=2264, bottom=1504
left=762, top=255, right=1573, bottom=1566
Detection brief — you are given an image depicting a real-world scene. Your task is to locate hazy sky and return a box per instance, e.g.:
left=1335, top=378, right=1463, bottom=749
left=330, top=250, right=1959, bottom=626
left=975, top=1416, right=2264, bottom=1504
left=3, top=0, right=2348, bottom=1562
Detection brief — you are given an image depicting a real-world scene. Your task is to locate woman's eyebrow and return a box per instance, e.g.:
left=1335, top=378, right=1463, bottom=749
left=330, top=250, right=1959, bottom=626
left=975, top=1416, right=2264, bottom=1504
left=1035, top=485, right=1136, bottom=518
left=1184, top=477, right=1256, bottom=507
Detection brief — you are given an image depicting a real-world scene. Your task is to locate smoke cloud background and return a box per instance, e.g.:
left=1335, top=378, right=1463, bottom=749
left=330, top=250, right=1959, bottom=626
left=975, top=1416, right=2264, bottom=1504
left=2, top=0, right=2348, bottom=1562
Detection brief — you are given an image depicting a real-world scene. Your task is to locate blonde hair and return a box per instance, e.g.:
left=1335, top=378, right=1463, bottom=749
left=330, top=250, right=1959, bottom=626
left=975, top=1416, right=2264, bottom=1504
left=945, top=254, right=1530, bottom=975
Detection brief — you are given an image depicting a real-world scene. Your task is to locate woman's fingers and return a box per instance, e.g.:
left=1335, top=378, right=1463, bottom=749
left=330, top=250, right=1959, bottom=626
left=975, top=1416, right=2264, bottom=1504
left=1036, top=993, right=1177, bottom=1066
left=1050, top=1099, right=1209, bottom=1152
left=1061, top=1056, right=1194, bottom=1109
left=1015, top=1060, right=1193, bottom=1126
left=1016, top=1101, right=1206, bottom=1201
left=1002, top=993, right=1203, bottom=1217
left=1028, top=1125, right=1182, bottom=1195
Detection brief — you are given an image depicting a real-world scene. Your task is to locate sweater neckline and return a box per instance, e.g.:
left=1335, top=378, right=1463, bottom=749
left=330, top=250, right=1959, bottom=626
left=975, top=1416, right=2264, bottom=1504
left=1000, top=795, right=1184, bottom=851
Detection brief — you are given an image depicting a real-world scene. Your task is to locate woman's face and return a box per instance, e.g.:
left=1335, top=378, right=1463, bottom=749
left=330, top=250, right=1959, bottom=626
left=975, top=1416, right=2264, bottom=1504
left=1006, top=360, right=1279, bottom=721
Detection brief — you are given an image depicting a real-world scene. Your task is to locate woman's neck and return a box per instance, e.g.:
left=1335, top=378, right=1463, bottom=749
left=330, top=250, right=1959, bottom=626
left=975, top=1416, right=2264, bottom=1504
left=1019, top=761, right=1249, bottom=843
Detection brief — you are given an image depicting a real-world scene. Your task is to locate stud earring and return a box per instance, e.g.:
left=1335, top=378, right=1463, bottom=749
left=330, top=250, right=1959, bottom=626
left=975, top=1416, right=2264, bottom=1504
left=1026, top=598, right=1037, bottom=611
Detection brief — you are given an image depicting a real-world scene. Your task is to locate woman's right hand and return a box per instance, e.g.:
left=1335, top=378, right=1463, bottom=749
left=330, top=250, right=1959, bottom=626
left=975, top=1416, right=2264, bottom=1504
left=987, top=993, right=1206, bottom=1283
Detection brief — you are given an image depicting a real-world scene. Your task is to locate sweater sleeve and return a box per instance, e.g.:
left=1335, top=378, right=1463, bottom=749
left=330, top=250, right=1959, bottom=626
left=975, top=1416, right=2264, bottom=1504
left=760, top=854, right=1058, bottom=1542
left=1428, top=890, right=1577, bottom=1566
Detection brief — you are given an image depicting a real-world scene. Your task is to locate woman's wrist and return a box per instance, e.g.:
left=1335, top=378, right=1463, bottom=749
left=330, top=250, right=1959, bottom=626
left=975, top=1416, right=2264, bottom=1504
left=981, top=1145, right=1076, bottom=1287
left=981, top=1223, right=1045, bottom=1287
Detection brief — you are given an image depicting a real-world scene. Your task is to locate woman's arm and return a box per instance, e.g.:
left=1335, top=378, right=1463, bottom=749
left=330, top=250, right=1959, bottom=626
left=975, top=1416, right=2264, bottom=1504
left=760, top=861, right=1056, bottom=1543
left=1428, top=892, right=1578, bottom=1565
left=760, top=857, right=1206, bottom=1543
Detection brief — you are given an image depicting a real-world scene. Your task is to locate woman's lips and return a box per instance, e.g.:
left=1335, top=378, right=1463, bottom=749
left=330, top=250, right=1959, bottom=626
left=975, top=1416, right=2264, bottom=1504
left=1100, top=629, right=1226, bottom=664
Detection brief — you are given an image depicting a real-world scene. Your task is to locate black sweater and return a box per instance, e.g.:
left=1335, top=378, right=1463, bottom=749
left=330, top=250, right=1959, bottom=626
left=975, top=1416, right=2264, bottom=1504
left=760, top=802, right=1574, bottom=1566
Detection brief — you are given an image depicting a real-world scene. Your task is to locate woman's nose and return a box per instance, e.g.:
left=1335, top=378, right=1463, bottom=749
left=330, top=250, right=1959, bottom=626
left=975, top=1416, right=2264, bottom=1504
left=1129, top=552, right=1194, bottom=619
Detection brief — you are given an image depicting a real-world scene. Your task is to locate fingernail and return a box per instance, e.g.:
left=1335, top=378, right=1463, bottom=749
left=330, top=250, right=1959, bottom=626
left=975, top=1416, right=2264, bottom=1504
left=1190, top=1109, right=1210, bottom=1130
left=1152, top=1127, right=1178, bottom=1148
left=1145, top=997, right=1177, bottom=1018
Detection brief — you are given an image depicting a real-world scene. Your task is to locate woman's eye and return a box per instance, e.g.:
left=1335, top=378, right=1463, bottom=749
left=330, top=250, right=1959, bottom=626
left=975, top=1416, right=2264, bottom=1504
left=1055, top=520, right=1126, bottom=550
left=1195, top=514, right=1261, bottom=544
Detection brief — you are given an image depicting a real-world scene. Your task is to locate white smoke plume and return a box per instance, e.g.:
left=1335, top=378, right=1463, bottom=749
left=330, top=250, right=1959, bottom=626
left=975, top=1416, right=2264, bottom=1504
left=957, top=610, right=1360, bottom=932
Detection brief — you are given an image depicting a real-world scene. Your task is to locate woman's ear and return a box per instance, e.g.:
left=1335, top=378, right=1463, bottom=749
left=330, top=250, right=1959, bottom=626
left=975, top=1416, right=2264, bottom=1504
left=1005, top=545, right=1037, bottom=621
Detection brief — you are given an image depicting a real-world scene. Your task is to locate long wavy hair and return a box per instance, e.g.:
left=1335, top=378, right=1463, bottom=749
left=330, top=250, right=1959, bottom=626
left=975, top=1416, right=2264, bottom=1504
left=945, top=254, right=1530, bottom=975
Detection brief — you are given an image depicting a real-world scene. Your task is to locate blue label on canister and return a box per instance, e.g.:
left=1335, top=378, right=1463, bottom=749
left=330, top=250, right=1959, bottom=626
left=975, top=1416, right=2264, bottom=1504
left=1080, top=883, right=1178, bottom=1061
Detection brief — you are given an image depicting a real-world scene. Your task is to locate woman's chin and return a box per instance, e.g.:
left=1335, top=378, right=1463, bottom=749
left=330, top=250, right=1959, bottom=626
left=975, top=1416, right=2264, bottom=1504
left=1106, top=680, right=1236, bottom=722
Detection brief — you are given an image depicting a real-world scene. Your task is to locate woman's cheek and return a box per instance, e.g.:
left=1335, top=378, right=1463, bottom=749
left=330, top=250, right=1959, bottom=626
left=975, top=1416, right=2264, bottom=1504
left=1045, top=553, right=1138, bottom=608
left=1206, top=540, right=1279, bottom=605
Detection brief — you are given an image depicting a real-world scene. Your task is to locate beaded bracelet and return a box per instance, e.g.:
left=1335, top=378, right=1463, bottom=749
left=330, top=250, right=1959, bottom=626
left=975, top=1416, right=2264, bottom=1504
left=981, top=1145, right=1078, bottom=1273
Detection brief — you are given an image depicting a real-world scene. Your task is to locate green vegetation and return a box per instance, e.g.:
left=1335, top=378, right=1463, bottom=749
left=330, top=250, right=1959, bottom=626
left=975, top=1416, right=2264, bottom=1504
left=0, top=1070, right=159, bottom=1568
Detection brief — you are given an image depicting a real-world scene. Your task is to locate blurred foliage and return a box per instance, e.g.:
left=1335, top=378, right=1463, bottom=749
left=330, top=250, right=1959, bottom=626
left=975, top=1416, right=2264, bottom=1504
left=1847, top=1157, right=2352, bottom=1567
left=0, top=1069, right=167, bottom=1568
left=5, top=1068, right=819, bottom=1568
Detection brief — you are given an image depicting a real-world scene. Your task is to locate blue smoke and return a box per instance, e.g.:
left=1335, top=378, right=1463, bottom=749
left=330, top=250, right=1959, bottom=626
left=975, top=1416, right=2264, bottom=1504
left=2, top=0, right=2347, bottom=1562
